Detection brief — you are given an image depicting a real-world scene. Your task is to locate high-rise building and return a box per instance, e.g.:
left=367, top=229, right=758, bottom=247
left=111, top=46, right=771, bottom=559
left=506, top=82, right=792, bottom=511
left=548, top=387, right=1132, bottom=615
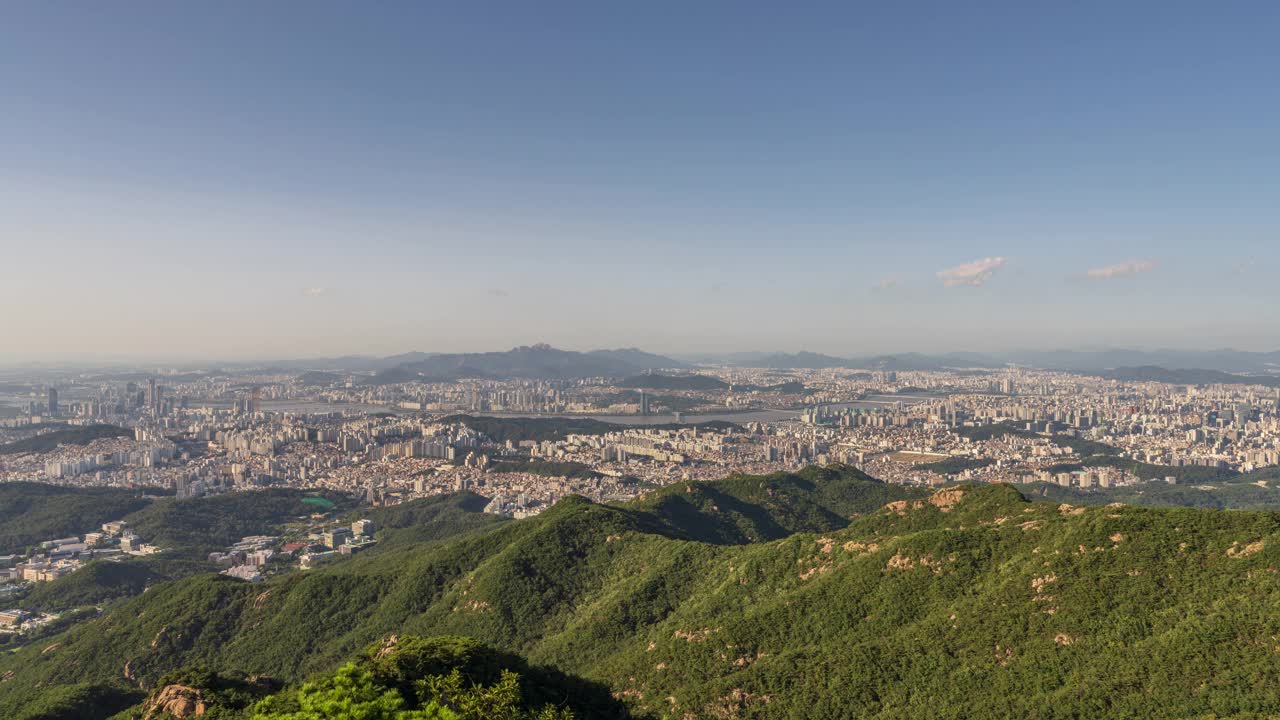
left=47, top=387, right=58, bottom=416
left=146, top=378, right=158, bottom=413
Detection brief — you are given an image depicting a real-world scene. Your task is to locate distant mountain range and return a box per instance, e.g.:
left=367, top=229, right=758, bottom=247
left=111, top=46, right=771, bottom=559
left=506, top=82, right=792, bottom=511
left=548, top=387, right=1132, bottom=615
left=368, top=345, right=690, bottom=382
left=12, top=346, right=1278, bottom=379
left=755, top=351, right=854, bottom=369
left=249, top=352, right=437, bottom=373
left=679, top=351, right=1005, bottom=371
left=261, top=346, right=1280, bottom=382
left=679, top=348, right=1280, bottom=374
left=1101, top=365, right=1280, bottom=388
left=266, top=346, right=690, bottom=381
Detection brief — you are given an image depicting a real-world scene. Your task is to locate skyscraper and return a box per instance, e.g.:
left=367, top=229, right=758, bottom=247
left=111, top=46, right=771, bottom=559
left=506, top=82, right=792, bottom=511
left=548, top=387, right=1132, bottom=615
left=47, top=387, right=58, bottom=416
left=146, top=378, right=160, bottom=414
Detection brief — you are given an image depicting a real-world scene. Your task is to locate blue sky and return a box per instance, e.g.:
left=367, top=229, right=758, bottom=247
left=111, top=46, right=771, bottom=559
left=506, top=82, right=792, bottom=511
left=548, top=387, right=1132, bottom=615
left=2, top=2, right=1277, bottom=361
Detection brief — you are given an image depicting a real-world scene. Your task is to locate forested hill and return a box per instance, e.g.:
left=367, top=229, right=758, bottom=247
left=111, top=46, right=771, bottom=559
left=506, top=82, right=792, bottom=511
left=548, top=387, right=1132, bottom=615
left=0, top=482, right=154, bottom=553
left=630, top=464, right=922, bottom=543
left=119, top=635, right=627, bottom=720
left=0, top=424, right=131, bottom=455
left=8, top=467, right=1280, bottom=718
left=371, top=345, right=687, bottom=383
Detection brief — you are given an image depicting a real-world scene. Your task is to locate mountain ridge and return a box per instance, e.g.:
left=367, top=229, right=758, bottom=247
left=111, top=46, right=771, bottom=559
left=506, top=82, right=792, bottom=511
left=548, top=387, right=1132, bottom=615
left=373, top=345, right=689, bottom=382
left=678, top=348, right=1280, bottom=374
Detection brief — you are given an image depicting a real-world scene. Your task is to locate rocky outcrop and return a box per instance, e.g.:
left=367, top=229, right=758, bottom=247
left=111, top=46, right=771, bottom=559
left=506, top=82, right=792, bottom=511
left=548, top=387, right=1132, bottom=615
left=141, top=684, right=207, bottom=719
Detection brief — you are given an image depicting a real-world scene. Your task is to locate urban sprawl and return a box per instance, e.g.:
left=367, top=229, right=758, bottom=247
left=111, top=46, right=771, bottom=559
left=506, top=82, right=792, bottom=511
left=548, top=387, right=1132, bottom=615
left=2, top=363, right=1278, bottom=617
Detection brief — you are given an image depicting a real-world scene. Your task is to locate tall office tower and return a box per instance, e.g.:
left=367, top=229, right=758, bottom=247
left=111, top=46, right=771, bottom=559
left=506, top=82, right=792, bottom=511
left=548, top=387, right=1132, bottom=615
left=146, top=378, right=162, bottom=414
left=639, top=390, right=650, bottom=416
left=47, top=387, right=58, bottom=416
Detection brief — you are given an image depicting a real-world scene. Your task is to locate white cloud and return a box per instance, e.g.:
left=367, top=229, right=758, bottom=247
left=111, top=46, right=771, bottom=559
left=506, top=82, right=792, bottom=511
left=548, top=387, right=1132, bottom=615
left=1085, top=259, right=1157, bottom=280
left=936, top=257, right=1005, bottom=287
left=301, top=287, right=328, bottom=297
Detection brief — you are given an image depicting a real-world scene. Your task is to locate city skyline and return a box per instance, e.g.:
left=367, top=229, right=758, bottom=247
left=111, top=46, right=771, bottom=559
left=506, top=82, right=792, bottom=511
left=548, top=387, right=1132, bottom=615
left=4, top=2, right=1279, bottom=360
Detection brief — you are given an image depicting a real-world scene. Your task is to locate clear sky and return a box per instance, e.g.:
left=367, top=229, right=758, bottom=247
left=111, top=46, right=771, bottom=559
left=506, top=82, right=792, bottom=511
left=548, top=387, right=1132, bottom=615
left=2, top=2, right=1277, bottom=362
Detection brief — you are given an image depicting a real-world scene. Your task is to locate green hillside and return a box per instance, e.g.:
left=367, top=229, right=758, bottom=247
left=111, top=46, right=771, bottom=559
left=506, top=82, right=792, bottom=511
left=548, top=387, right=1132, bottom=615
left=1042, top=455, right=1239, bottom=484
left=0, top=424, right=132, bottom=455
left=109, top=635, right=626, bottom=719
left=951, top=423, right=1120, bottom=457
left=1019, top=465, right=1280, bottom=510
left=6, top=487, right=362, bottom=617
left=356, top=491, right=508, bottom=548
left=488, top=459, right=603, bottom=481
left=13, top=492, right=501, bottom=617
left=0, top=482, right=154, bottom=553
left=19, top=559, right=163, bottom=612
left=915, top=457, right=995, bottom=475
left=7, top=465, right=1280, bottom=718
left=123, top=488, right=355, bottom=557
left=631, top=464, right=922, bottom=543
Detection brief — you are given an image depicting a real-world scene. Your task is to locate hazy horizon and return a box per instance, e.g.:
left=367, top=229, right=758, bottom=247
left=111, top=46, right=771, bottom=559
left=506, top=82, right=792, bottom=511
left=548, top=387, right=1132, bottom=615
left=4, top=3, right=1278, bottom=361
left=4, top=342, right=1280, bottom=369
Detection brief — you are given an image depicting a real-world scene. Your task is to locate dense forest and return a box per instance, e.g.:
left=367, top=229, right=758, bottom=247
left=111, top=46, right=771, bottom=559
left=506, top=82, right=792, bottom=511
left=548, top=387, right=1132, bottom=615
left=0, top=482, right=154, bottom=553
left=123, top=488, right=354, bottom=557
